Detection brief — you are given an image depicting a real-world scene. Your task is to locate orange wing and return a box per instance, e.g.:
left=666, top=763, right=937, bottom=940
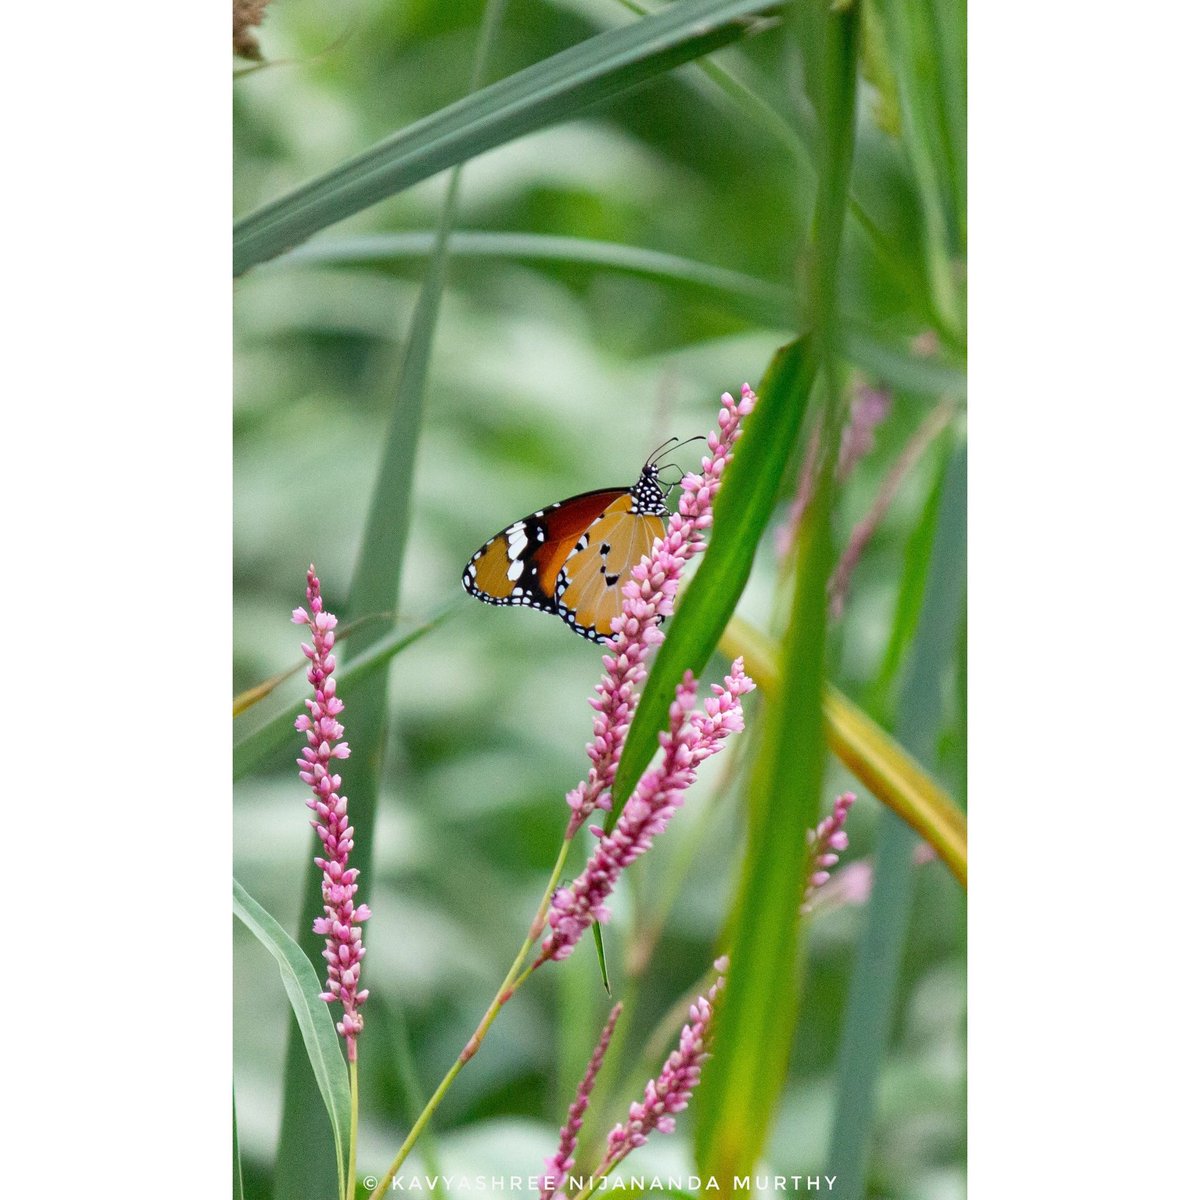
left=463, top=459, right=669, bottom=641
left=462, top=488, right=626, bottom=614
left=554, top=498, right=666, bottom=640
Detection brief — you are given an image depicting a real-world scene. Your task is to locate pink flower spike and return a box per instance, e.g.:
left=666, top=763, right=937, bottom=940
left=294, top=565, right=370, bottom=1060
left=601, top=965, right=726, bottom=1170
left=564, top=387, right=757, bottom=838
left=807, top=839, right=939, bottom=916
left=540, top=1004, right=623, bottom=1200
left=802, top=792, right=856, bottom=913
left=539, top=662, right=754, bottom=966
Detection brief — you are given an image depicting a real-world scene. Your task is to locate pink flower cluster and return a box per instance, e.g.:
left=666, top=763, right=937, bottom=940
left=802, top=791, right=855, bottom=913
left=293, top=565, right=371, bottom=1059
left=540, top=1004, right=623, bottom=1200
left=602, top=963, right=727, bottom=1166
left=540, top=663, right=754, bottom=965
left=565, top=386, right=756, bottom=838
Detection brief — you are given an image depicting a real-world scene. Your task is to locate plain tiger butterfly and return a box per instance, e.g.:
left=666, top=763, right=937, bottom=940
left=462, top=439, right=697, bottom=642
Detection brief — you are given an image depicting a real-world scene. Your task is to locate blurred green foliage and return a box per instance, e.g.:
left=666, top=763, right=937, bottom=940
left=234, top=2, right=965, bottom=1198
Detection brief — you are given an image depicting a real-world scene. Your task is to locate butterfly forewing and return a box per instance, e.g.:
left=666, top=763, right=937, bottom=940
left=462, top=461, right=669, bottom=642
left=462, top=488, right=626, bottom=614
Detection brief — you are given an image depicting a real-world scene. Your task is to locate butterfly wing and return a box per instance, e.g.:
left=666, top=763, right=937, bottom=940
left=462, top=487, right=627, bottom=618
left=554, top=496, right=667, bottom=641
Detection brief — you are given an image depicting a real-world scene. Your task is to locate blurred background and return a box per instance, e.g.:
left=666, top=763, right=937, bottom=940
left=234, top=2, right=965, bottom=1197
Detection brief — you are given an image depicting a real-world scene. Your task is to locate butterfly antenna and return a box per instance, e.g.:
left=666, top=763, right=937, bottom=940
left=650, top=434, right=706, bottom=466
left=645, top=436, right=681, bottom=467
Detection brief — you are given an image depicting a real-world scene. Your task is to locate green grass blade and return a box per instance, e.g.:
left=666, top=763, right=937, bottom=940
left=693, top=449, right=832, bottom=1184
left=719, top=617, right=966, bottom=889
left=872, top=434, right=951, bottom=705
left=840, top=320, right=966, bottom=398
left=233, top=0, right=783, bottom=275
left=233, top=1087, right=245, bottom=1200
left=233, top=879, right=350, bottom=1196
left=825, top=441, right=966, bottom=1199
left=926, top=0, right=966, bottom=249
left=278, top=231, right=964, bottom=397
left=608, top=336, right=817, bottom=824
left=877, top=0, right=965, bottom=333
left=280, top=231, right=796, bottom=326
left=272, top=4, right=511, bottom=1186
left=794, top=0, right=862, bottom=387
left=592, top=923, right=612, bottom=993
left=233, top=610, right=454, bottom=782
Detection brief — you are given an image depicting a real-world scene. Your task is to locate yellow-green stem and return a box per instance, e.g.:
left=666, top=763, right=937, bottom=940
left=571, top=1155, right=624, bottom=1200
left=720, top=616, right=967, bottom=888
left=368, top=836, right=573, bottom=1199
left=347, top=1059, right=360, bottom=1200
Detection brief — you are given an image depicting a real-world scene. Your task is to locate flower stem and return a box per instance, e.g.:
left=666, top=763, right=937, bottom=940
left=347, top=1059, right=360, bottom=1200
left=570, top=1158, right=623, bottom=1200
left=368, top=836, right=573, bottom=1199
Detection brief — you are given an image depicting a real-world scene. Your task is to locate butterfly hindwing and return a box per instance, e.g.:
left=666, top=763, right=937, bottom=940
left=554, top=498, right=666, bottom=641
left=534, top=489, right=628, bottom=595
left=463, top=461, right=669, bottom=642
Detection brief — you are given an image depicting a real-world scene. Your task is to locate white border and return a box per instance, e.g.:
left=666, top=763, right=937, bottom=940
left=5, top=5, right=230, bottom=1190
left=971, top=2, right=1199, bottom=1192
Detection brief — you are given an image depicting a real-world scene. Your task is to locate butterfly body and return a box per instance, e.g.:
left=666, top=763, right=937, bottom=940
left=462, top=460, right=668, bottom=642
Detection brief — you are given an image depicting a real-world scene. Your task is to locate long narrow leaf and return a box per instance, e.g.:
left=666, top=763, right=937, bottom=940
left=877, top=0, right=965, bottom=334
left=795, top=0, right=862, bottom=379
left=270, top=5, right=509, bottom=1188
left=840, top=321, right=966, bottom=399
left=233, top=1088, right=245, bottom=1200
left=233, top=611, right=453, bottom=782
left=825, top=441, right=966, bottom=1199
left=233, top=879, right=350, bottom=1195
left=608, top=336, right=817, bottom=823
left=281, top=231, right=794, bottom=326
left=871, top=436, right=951, bottom=703
left=693, top=443, right=832, bottom=1183
left=233, top=0, right=782, bottom=274
left=277, top=232, right=965, bottom=396
left=721, top=613, right=966, bottom=888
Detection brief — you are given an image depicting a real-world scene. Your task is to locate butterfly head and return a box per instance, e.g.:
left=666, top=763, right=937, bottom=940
left=636, top=435, right=705, bottom=510
left=631, top=461, right=668, bottom=515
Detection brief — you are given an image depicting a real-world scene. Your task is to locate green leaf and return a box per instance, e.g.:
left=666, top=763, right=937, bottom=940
left=233, top=610, right=453, bottom=782
left=591, top=922, right=612, bottom=994
left=233, top=1087, right=245, bottom=1200
left=271, top=8, right=514, bottom=1186
left=720, top=617, right=967, bottom=890
left=233, top=0, right=785, bottom=275
left=277, top=232, right=963, bottom=394
left=877, top=0, right=966, bottom=333
left=608, top=336, right=817, bottom=824
left=871, top=434, right=951, bottom=705
left=840, top=320, right=966, bottom=399
left=233, top=879, right=350, bottom=1196
left=794, top=0, right=863, bottom=388
left=693, top=447, right=833, bottom=1183
left=279, top=231, right=796, bottom=328
left=825, top=441, right=966, bottom=1200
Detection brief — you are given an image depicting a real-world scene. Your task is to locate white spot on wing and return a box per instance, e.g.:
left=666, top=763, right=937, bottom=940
left=506, top=528, right=529, bottom=561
